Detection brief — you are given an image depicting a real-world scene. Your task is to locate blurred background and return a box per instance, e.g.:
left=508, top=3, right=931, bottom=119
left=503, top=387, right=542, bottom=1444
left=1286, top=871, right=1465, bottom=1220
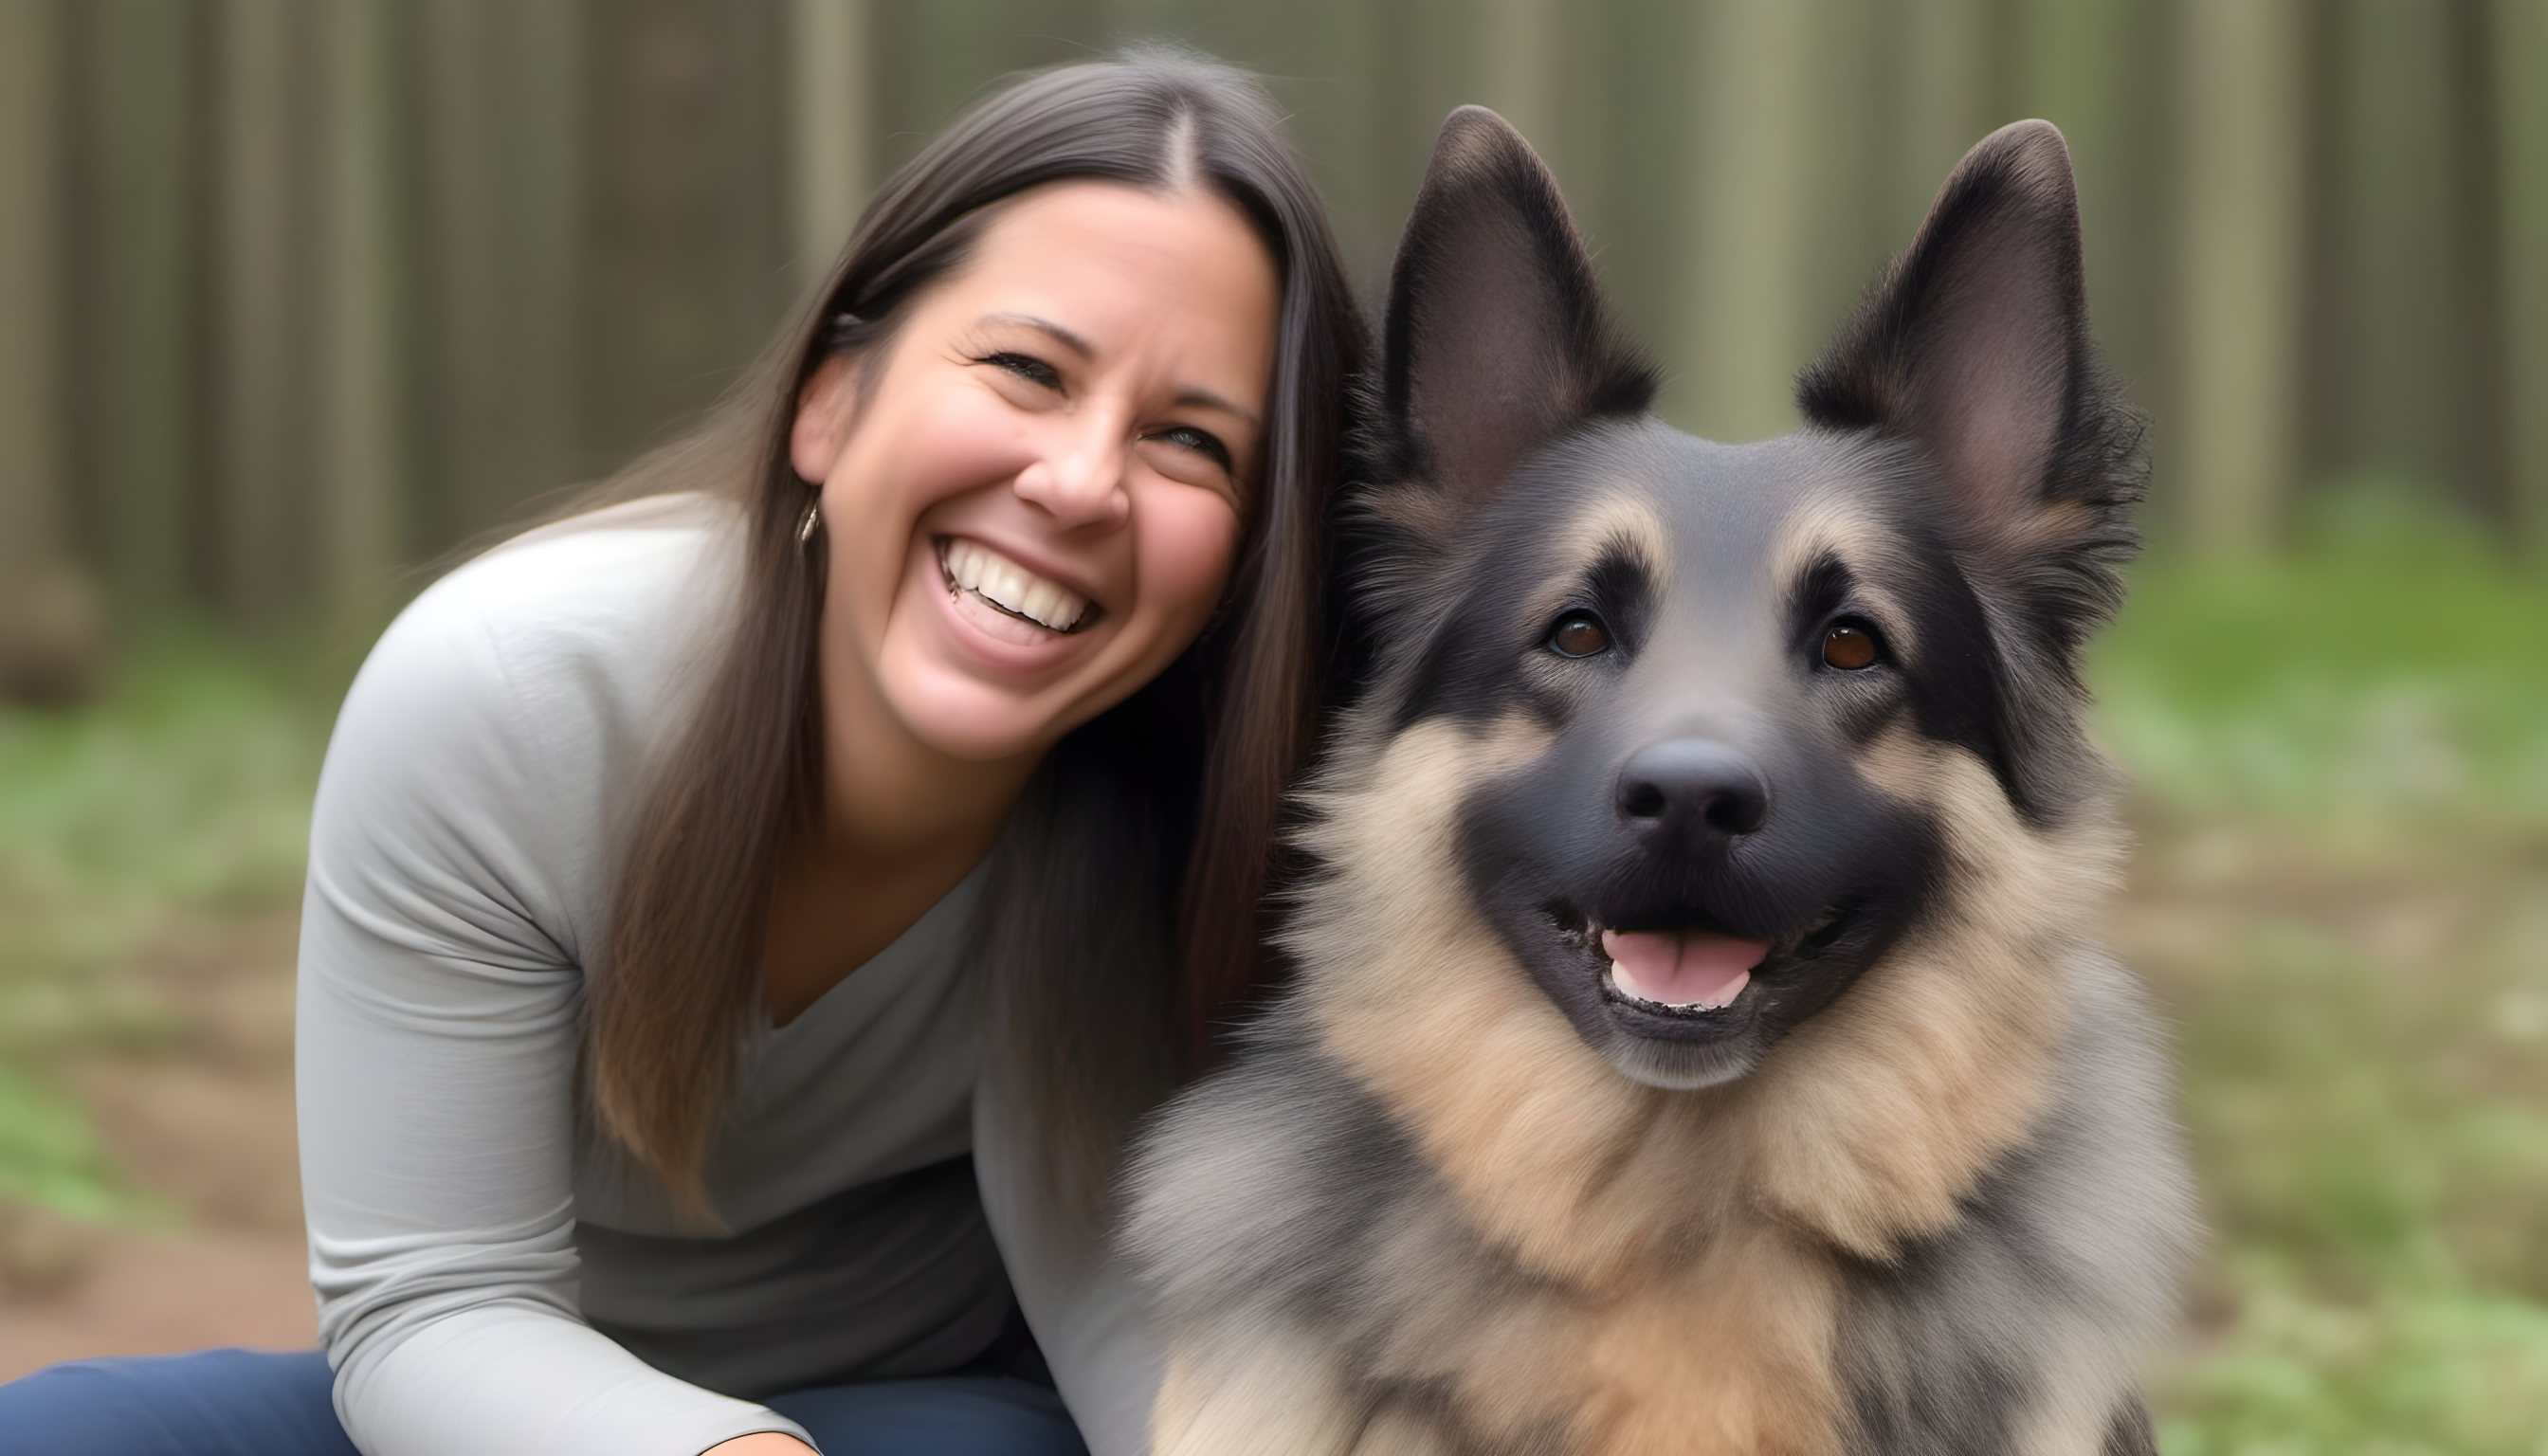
left=0, top=1, right=2543, bottom=1449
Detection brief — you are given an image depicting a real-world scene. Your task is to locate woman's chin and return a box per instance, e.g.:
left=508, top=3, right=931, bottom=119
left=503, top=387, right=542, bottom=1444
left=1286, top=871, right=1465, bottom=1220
left=887, top=685, right=1065, bottom=764
left=873, top=634, right=1090, bottom=764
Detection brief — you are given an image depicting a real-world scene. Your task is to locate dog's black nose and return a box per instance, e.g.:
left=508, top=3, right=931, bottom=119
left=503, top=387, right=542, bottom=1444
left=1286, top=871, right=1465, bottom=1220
left=1615, top=740, right=1770, bottom=838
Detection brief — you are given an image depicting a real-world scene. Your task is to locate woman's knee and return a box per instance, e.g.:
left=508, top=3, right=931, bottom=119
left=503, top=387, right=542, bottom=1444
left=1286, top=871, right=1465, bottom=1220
left=0, top=1348, right=356, bottom=1456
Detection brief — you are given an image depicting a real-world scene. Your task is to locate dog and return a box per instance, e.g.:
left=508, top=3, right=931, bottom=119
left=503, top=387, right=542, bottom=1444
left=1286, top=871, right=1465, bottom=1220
left=1118, top=108, right=2193, bottom=1456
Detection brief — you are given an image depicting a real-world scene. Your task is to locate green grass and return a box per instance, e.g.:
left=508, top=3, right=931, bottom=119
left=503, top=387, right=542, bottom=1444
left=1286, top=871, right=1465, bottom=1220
left=0, top=631, right=335, bottom=1223
left=2093, top=486, right=2548, bottom=835
left=2098, top=490, right=2548, bottom=1455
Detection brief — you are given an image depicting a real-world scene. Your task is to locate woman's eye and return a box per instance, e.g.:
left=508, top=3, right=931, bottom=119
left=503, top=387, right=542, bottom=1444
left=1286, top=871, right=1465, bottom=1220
left=979, top=353, right=1062, bottom=391
left=1547, top=612, right=1611, bottom=658
left=1142, top=424, right=1233, bottom=474
left=1822, top=623, right=1881, bottom=670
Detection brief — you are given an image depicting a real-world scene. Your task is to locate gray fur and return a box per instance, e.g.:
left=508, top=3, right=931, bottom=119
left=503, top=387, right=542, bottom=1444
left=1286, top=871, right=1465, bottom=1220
left=1120, top=109, right=2192, bottom=1455
left=1124, top=951, right=2192, bottom=1454
left=1834, top=953, right=2192, bottom=1455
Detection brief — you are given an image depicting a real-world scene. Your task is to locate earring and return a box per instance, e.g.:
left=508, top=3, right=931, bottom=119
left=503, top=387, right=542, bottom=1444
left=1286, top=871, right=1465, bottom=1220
left=796, top=498, right=822, bottom=546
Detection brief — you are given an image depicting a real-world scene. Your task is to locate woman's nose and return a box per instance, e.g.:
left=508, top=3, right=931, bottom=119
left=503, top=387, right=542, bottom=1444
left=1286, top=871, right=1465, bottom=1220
left=1011, top=415, right=1132, bottom=529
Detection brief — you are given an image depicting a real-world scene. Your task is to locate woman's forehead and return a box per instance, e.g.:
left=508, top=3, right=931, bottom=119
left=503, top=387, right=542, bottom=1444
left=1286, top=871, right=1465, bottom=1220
left=946, top=182, right=1278, bottom=363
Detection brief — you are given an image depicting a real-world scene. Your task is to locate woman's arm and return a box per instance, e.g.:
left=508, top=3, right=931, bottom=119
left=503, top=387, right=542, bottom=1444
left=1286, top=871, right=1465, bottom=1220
left=297, top=524, right=812, bottom=1456
left=973, top=1052, right=1168, bottom=1456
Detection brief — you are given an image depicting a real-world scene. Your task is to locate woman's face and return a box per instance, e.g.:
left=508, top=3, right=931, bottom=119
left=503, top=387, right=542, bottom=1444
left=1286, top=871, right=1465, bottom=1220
left=792, top=180, right=1280, bottom=765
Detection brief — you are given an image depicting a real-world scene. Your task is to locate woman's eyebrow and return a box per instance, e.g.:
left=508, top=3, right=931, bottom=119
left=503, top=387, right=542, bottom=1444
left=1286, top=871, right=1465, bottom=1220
left=1174, top=387, right=1261, bottom=428
left=980, top=312, right=1262, bottom=428
left=977, top=312, right=1095, bottom=357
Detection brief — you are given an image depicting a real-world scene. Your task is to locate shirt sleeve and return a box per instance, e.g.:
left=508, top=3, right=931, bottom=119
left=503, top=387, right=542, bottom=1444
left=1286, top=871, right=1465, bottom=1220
left=973, top=1067, right=1167, bottom=1456
left=295, top=544, right=811, bottom=1456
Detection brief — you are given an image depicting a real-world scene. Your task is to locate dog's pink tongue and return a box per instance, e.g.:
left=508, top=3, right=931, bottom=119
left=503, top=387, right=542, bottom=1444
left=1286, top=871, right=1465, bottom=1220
left=1601, top=929, right=1768, bottom=1010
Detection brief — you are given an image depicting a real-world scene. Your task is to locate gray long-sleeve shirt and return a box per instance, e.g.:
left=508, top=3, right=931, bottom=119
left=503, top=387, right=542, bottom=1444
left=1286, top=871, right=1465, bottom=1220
left=294, top=495, right=1159, bottom=1456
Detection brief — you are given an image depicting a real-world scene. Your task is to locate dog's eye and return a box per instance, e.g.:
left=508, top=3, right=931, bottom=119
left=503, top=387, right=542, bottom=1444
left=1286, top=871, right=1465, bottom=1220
left=1822, top=623, right=1881, bottom=670
left=1547, top=612, right=1611, bottom=658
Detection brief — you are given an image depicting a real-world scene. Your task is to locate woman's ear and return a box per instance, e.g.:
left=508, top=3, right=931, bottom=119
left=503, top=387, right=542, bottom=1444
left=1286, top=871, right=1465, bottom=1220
left=790, top=354, right=858, bottom=484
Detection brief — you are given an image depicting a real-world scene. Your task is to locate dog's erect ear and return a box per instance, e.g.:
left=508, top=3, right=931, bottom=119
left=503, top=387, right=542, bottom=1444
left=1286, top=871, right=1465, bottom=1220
left=1798, top=120, right=2135, bottom=556
left=1377, top=107, right=1655, bottom=502
left=1802, top=120, right=2144, bottom=826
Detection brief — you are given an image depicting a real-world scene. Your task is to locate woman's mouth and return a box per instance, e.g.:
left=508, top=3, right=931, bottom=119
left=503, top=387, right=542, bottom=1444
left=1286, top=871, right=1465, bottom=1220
left=938, top=537, right=1097, bottom=634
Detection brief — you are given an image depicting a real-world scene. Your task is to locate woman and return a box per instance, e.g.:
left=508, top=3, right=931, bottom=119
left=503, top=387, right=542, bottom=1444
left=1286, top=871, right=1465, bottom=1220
left=0, top=52, right=1363, bottom=1456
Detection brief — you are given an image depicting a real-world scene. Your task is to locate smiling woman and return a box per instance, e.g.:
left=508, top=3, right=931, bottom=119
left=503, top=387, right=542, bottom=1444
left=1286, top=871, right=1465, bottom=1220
left=0, top=50, right=1364, bottom=1456
left=790, top=182, right=1273, bottom=770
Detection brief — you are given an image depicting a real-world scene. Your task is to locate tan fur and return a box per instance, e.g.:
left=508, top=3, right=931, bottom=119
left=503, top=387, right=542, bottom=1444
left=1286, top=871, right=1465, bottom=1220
left=1353, top=1407, right=1465, bottom=1456
left=1763, top=488, right=1932, bottom=678
left=1155, top=1332, right=1370, bottom=1456
left=1368, top=485, right=1675, bottom=653
left=1247, top=671, right=2125, bottom=1454
left=1565, top=1221, right=1845, bottom=1456
left=1532, top=494, right=1675, bottom=610
left=1742, top=727, right=2119, bottom=1258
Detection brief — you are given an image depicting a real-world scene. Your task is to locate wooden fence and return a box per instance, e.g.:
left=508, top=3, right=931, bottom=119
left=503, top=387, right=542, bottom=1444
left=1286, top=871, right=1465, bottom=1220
left=2, top=0, right=2544, bottom=700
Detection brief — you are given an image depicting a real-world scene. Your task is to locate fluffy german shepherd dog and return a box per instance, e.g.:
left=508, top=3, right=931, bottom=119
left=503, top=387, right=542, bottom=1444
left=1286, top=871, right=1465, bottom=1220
left=1119, top=109, right=2193, bottom=1456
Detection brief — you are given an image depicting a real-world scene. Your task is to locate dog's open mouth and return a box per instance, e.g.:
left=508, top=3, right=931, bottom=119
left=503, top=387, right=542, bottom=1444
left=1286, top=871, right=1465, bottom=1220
left=1599, top=927, right=1766, bottom=1010
left=1549, top=902, right=1851, bottom=1017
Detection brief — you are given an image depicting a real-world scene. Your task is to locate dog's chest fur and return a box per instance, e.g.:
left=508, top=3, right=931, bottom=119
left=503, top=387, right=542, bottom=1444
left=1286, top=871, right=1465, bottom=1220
left=1134, top=719, right=2164, bottom=1456
left=1281, top=723, right=2098, bottom=1453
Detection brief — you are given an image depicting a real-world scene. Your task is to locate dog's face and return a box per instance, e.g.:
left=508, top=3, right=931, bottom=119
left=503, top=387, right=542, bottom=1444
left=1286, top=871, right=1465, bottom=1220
left=1429, top=429, right=1969, bottom=1088
left=1348, top=110, right=2141, bottom=1090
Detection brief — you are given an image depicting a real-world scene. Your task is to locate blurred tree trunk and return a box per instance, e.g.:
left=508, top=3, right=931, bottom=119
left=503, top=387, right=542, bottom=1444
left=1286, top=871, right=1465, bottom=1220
left=2303, top=0, right=2496, bottom=521
left=582, top=1, right=789, bottom=466
left=1478, top=0, right=1558, bottom=155
left=2006, top=0, right=2167, bottom=411
left=316, top=0, right=404, bottom=615
left=1270, top=0, right=1401, bottom=289
left=412, top=0, right=584, bottom=551
left=790, top=0, right=874, bottom=299
left=1889, top=0, right=1989, bottom=238
left=2502, top=0, right=2548, bottom=563
left=1678, top=0, right=1815, bottom=443
left=0, top=0, right=102, bottom=703
left=212, top=0, right=318, bottom=626
left=69, top=0, right=202, bottom=619
left=2177, top=0, right=2305, bottom=555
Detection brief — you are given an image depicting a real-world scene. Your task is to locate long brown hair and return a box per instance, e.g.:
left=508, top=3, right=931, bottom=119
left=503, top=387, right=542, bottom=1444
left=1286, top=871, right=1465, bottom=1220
left=582, top=51, right=1365, bottom=1218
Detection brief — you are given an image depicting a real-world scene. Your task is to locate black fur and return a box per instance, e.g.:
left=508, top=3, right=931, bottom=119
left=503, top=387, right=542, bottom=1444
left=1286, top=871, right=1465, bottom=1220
left=1795, top=120, right=2147, bottom=824
left=1125, top=111, right=2189, bottom=1456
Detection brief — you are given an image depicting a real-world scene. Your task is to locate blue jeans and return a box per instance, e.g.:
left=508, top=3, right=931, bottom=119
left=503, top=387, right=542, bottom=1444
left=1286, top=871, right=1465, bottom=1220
left=0, top=1348, right=1088, bottom=1456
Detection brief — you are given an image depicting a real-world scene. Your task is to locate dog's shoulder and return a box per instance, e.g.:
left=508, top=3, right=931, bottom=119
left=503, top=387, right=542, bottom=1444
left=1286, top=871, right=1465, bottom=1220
left=1836, top=947, right=2193, bottom=1455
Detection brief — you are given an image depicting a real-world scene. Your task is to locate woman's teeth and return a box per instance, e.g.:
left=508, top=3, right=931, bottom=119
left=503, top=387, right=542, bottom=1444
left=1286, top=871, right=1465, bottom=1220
left=940, top=538, right=1090, bottom=633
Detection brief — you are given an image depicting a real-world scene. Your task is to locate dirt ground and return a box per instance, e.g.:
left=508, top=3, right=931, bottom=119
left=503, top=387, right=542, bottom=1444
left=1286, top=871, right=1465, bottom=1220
left=3, top=815, right=2538, bottom=1388
left=0, top=910, right=316, bottom=1381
